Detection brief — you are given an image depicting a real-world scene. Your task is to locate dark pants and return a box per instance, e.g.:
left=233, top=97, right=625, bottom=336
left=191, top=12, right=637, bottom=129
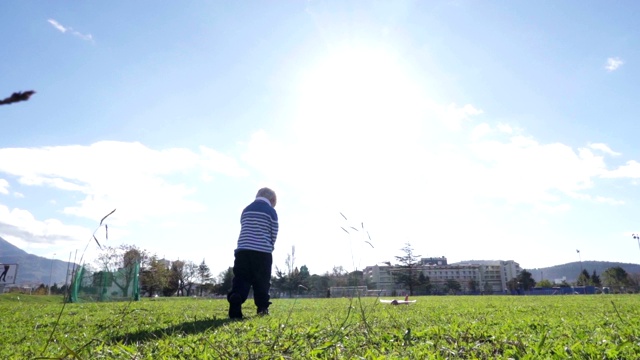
left=227, top=250, right=272, bottom=310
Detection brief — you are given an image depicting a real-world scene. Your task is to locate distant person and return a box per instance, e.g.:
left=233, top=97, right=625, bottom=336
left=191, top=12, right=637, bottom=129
left=0, top=264, right=9, bottom=282
left=227, top=187, right=279, bottom=319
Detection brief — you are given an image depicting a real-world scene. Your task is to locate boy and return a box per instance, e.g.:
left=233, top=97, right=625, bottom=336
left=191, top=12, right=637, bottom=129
left=227, top=187, right=279, bottom=319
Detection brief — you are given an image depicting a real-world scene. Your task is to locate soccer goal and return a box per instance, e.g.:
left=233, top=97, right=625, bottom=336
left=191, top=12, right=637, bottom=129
left=69, top=262, right=140, bottom=303
left=329, top=286, right=368, bottom=298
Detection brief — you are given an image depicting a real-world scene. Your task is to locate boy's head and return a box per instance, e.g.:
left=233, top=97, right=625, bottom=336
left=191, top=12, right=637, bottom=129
left=256, top=187, right=277, bottom=207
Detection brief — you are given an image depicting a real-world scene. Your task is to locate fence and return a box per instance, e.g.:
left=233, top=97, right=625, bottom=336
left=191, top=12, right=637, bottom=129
left=70, top=263, right=140, bottom=302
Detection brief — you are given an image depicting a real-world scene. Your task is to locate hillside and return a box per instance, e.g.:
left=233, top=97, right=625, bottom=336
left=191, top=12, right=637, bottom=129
left=0, top=237, right=75, bottom=286
left=529, top=261, right=640, bottom=283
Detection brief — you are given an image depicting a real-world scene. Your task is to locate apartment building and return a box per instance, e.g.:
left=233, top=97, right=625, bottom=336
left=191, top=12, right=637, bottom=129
left=363, top=258, right=522, bottom=294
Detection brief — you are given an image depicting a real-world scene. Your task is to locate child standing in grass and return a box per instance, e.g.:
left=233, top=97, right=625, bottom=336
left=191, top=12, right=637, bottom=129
left=227, top=187, right=279, bottom=319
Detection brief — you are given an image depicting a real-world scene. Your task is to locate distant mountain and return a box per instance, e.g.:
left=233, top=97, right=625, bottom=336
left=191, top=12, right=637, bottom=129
left=0, top=237, right=77, bottom=286
left=529, top=261, right=640, bottom=283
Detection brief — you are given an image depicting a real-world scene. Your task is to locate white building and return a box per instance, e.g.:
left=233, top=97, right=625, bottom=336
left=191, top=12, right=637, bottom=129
left=363, top=258, right=522, bottom=294
left=158, top=258, right=172, bottom=269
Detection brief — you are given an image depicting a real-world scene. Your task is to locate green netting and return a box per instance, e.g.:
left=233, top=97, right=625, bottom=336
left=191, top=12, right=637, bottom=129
left=70, top=262, right=140, bottom=303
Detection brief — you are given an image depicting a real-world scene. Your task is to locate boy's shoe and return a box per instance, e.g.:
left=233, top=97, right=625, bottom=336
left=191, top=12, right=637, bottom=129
left=228, top=293, right=243, bottom=319
left=257, top=308, right=269, bottom=316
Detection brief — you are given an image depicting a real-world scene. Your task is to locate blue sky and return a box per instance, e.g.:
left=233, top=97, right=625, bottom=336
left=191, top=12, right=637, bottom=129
left=2, top=1, right=640, bottom=278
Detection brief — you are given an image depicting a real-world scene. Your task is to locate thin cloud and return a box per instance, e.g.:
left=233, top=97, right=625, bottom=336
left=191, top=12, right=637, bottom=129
left=431, top=102, right=483, bottom=130
left=72, top=32, right=93, bottom=42
left=0, top=141, right=248, bottom=224
left=0, top=205, right=90, bottom=245
left=605, top=57, right=624, bottom=72
left=0, top=179, right=8, bottom=195
left=47, top=19, right=67, bottom=33
left=567, top=192, right=624, bottom=205
left=594, top=196, right=624, bottom=205
left=47, top=18, right=94, bottom=42
left=589, top=143, right=621, bottom=156
left=603, top=160, right=640, bottom=179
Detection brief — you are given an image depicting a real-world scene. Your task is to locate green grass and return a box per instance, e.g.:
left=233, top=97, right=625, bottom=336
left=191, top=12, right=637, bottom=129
left=0, top=294, right=65, bottom=304
left=1, top=295, right=639, bottom=359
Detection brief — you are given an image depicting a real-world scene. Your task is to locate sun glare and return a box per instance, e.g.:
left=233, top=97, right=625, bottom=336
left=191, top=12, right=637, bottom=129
left=288, top=45, right=429, bottom=209
left=295, top=45, right=424, bottom=146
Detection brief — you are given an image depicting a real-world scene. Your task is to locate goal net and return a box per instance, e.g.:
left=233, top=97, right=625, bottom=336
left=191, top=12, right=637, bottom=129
left=329, top=286, right=368, bottom=298
left=69, top=262, right=140, bottom=302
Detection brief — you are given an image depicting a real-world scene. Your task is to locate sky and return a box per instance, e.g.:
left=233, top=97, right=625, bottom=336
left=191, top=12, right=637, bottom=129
left=2, top=1, right=640, bottom=279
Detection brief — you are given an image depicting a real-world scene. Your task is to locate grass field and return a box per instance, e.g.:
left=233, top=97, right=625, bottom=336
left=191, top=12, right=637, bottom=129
left=1, top=294, right=639, bottom=359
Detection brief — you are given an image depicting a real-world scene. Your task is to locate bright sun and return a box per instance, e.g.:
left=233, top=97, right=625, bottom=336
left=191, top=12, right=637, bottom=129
left=294, top=45, right=425, bottom=147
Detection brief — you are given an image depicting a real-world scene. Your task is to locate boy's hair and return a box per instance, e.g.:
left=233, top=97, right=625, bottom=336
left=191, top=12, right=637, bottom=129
left=256, top=187, right=277, bottom=205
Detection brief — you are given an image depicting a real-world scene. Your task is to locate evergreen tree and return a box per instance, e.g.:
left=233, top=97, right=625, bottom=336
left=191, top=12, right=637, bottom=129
left=467, top=279, right=479, bottom=293
left=444, top=279, right=461, bottom=294
left=506, top=278, right=518, bottom=292
left=517, top=270, right=536, bottom=291
left=576, top=269, right=590, bottom=286
left=419, top=272, right=433, bottom=294
left=197, top=259, right=213, bottom=296
left=393, top=242, right=422, bottom=296
left=590, top=270, right=601, bottom=287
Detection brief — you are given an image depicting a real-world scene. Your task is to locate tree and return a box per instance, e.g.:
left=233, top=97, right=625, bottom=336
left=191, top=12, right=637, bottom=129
left=212, top=267, right=234, bottom=295
left=483, top=281, right=493, bottom=294
left=285, top=246, right=296, bottom=276
left=444, top=279, right=461, bottom=294
left=140, top=256, right=170, bottom=297
left=273, top=267, right=288, bottom=295
left=307, top=274, right=330, bottom=295
left=97, top=245, right=148, bottom=297
left=34, top=283, right=47, bottom=295
left=182, top=261, right=199, bottom=296
left=197, top=259, right=213, bottom=296
left=273, top=246, right=304, bottom=297
left=274, top=266, right=302, bottom=297
left=347, top=270, right=363, bottom=286
left=576, top=269, right=590, bottom=286
left=602, top=267, right=629, bottom=289
left=419, top=273, right=433, bottom=294
left=628, top=273, right=640, bottom=291
left=327, top=266, right=348, bottom=287
left=299, top=265, right=311, bottom=290
left=517, top=270, right=536, bottom=291
left=299, top=265, right=310, bottom=279
left=166, top=260, right=199, bottom=296
left=506, top=278, right=519, bottom=292
left=590, top=270, right=601, bottom=287
left=393, top=242, right=422, bottom=296
left=536, top=279, right=554, bottom=288
left=467, top=279, right=479, bottom=293
left=163, top=261, right=180, bottom=296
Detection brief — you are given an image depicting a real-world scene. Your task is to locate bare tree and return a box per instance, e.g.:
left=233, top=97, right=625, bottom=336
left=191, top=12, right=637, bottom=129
left=182, top=261, right=199, bottom=296
left=97, top=244, right=148, bottom=297
left=168, top=260, right=199, bottom=296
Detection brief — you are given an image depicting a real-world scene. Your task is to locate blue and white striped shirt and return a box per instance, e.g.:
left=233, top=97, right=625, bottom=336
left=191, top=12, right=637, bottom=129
left=236, top=198, right=279, bottom=253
